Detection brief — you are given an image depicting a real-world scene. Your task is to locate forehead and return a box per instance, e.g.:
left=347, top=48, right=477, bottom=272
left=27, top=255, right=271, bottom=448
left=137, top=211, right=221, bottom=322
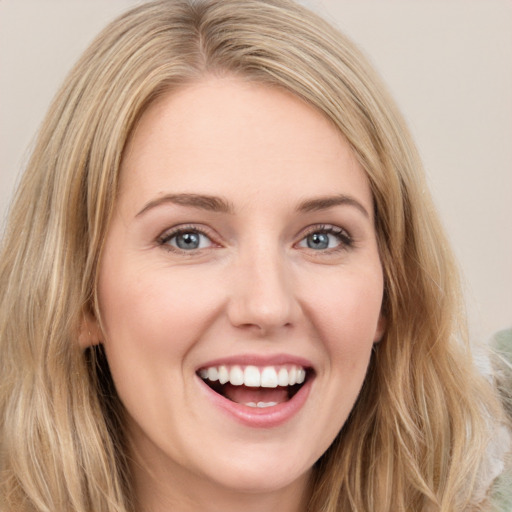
left=119, top=76, right=373, bottom=215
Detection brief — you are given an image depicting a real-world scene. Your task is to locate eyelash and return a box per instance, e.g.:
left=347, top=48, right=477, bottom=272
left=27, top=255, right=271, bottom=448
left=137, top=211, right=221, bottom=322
left=157, top=225, right=216, bottom=252
left=157, top=224, right=354, bottom=254
left=298, top=224, right=354, bottom=252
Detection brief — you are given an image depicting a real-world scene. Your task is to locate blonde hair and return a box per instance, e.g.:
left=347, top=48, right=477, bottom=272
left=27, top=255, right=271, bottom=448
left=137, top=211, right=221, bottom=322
left=0, top=0, right=503, bottom=510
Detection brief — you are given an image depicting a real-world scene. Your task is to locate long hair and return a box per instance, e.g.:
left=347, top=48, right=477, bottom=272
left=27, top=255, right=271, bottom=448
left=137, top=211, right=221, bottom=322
left=0, top=1, right=503, bottom=510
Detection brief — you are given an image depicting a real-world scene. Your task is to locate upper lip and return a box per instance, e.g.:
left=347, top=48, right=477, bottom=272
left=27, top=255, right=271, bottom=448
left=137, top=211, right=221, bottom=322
left=195, top=353, right=314, bottom=372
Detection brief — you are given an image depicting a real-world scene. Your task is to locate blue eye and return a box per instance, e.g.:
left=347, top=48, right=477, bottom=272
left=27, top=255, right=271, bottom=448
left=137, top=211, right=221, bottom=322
left=160, top=229, right=213, bottom=251
left=305, top=232, right=331, bottom=250
left=298, top=226, right=352, bottom=251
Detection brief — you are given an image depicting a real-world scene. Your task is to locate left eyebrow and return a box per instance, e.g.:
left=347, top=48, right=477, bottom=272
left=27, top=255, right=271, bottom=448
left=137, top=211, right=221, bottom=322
left=296, top=194, right=370, bottom=219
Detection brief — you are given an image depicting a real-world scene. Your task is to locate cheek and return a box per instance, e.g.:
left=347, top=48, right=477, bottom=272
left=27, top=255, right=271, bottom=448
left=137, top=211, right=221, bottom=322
left=98, top=263, right=222, bottom=356
left=303, top=267, right=384, bottom=359
left=96, top=264, right=224, bottom=424
left=297, top=268, right=383, bottom=446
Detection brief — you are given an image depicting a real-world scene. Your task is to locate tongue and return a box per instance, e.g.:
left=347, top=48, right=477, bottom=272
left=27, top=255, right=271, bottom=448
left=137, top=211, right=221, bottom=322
left=223, top=384, right=289, bottom=405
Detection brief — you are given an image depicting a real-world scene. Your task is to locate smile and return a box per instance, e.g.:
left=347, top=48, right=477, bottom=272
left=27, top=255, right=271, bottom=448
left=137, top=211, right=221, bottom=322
left=197, top=364, right=311, bottom=408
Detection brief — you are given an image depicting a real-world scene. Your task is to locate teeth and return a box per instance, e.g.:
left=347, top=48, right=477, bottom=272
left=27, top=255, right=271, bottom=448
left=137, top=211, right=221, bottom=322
left=218, top=365, right=229, bottom=384
left=207, top=367, right=219, bottom=381
left=229, top=366, right=244, bottom=386
left=277, top=367, right=289, bottom=386
left=260, top=367, right=278, bottom=388
left=288, top=366, right=297, bottom=385
left=199, top=364, right=307, bottom=388
left=244, top=366, right=261, bottom=387
left=245, top=401, right=278, bottom=408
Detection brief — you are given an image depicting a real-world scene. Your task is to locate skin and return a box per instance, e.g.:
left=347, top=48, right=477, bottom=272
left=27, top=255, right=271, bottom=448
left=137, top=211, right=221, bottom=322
left=88, top=76, right=385, bottom=512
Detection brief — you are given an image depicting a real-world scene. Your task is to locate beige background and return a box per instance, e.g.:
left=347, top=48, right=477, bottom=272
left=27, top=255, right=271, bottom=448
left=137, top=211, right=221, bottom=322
left=1, top=0, right=511, bottom=346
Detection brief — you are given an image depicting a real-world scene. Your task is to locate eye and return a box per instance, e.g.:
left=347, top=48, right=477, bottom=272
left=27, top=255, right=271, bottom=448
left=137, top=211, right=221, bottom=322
left=297, top=225, right=352, bottom=251
left=158, top=227, right=214, bottom=251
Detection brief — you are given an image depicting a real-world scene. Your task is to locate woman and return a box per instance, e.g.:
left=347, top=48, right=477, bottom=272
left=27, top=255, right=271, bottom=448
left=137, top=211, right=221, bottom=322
left=0, top=0, right=505, bottom=510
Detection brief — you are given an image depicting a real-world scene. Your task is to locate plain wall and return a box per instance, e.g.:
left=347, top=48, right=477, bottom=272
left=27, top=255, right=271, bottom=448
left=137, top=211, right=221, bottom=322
left=1, top=0, right=511, bottom=346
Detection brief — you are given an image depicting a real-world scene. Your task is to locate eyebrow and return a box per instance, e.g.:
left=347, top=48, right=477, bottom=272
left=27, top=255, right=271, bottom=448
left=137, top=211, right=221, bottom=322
left=296, top=194, right=370, bottom=219
left=136, top=193, right=234, bottom=217
left=136, top=192, right=370, bottom=219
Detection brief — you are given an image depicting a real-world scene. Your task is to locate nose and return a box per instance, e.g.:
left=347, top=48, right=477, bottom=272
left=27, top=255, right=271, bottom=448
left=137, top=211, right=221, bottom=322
left=227, top=245, right=299, bottom=335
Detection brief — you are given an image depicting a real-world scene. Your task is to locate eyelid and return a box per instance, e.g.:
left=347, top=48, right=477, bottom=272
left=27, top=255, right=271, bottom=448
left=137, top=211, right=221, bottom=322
left=295, top=224, right=354, bottom=251
left=157, top=224, right=220, bottom=251
left=156, top=223, right=354, bottom=254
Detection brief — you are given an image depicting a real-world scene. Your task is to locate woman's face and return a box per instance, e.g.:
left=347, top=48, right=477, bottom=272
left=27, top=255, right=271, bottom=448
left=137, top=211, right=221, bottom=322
left=95, top=77, right=385, bottom=506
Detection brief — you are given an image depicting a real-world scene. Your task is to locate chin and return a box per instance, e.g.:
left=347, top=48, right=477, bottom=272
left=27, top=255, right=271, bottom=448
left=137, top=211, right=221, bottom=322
left=204, top=464, right=311, bottom=496
left=195, top=445, right=314, bottom=495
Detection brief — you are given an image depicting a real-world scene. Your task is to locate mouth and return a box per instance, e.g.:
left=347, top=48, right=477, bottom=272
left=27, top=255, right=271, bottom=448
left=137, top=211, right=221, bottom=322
left=197, top=364, right=313, bottom=408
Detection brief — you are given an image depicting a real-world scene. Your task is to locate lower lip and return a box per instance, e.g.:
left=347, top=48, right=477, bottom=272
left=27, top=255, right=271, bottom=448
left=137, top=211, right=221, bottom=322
left=198, top=376, right=313, bottom=428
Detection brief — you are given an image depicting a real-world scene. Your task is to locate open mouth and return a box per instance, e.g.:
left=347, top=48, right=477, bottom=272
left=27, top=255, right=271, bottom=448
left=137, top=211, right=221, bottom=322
left=197, top=364, right=312, bottom=408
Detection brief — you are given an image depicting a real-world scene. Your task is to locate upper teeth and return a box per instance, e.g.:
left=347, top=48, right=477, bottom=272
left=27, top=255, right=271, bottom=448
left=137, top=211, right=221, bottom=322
left=198, top=365, right=306, bottom=388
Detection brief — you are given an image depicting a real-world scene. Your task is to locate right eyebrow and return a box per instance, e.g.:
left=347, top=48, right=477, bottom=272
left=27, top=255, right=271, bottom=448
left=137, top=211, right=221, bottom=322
left=136, top=193, right=234, bottom=217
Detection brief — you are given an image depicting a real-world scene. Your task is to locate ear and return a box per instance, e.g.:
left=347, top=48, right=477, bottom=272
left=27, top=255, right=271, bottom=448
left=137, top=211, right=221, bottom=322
left=373, top=314, right=387, bottom=344
left=78, top=310, right=103, bottom=348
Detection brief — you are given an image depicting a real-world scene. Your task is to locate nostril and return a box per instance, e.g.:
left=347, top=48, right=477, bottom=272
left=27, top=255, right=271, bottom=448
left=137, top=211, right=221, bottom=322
left=226, top=270, right=299, bottom=332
